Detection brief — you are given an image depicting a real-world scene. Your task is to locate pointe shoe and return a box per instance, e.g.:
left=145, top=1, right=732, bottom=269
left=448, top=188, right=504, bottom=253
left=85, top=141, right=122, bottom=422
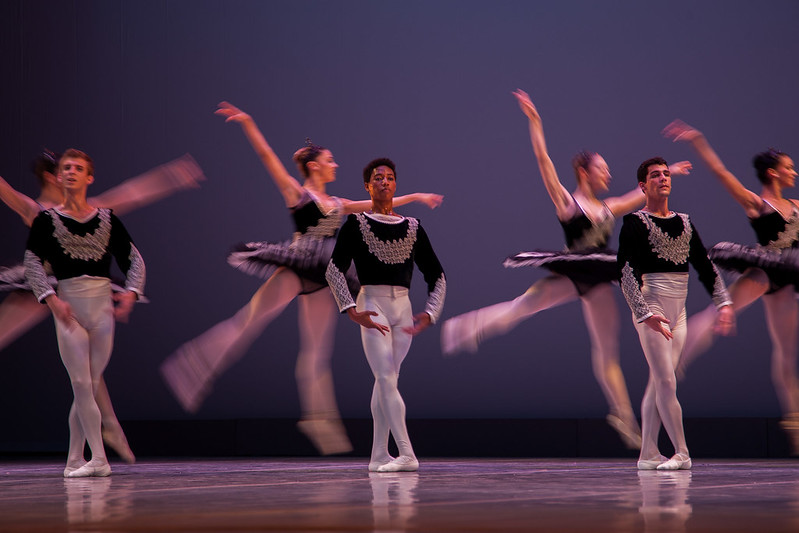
left=637, top=455, right=668, bottom=470
left=376, top=455, right=419, bottom=473
left=297, top=418, right=353, bottom=455
left=441, top=314, right=479, bottom=356
left=65, top=459, right=112, bottom=478
left=657, top=453, right=692, bottom=471
left=368, top=458, right=395, bottom=472
left=160, top=345, right=213, bottom=413
left=606, top=414, right=642, bottom=450
left=102, top=426, right=136, bottom=464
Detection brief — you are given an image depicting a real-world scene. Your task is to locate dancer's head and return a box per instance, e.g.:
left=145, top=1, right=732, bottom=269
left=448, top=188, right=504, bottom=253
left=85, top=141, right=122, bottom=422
left=293, top=139, right=337, bottom=182
left=753, top=149, right=795, bottom=186
left=363, top=158, right=397, bottom=201
left=31, top=149, right=59, bottom=187
left=58, top=149, right=95, bottom=191
left=572, top=151, right=611, bottom=192
left=637, top=157, right=671, bottom=198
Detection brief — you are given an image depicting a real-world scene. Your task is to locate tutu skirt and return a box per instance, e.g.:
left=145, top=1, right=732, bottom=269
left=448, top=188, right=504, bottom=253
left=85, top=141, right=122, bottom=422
left=503, top=248, right=619, bottom=295
left=709, top=241, right=799, bottom=291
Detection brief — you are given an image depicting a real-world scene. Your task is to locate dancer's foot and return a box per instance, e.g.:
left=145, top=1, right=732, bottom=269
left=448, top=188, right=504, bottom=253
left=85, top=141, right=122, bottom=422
left=63, top=461, right=87, bottom=478
left=606, top=414, right=642, bottom=450
left=441, top=313, right=479, bottom=355
left=637, top=454, right=668, bottom=470
left=657, top=453, right=692, bottom=471
left=297, top=418, right=353, bottom=455
left=102, top=425, right=135, bottom=464
left=65, top=459, right=112, bottom=478
left=779, top=414, right=799, bottom=455
left=160, top=342, right=214, bottom=413
left=368, top=457, right=395, bottom=472
left=376, top=455, right=419, bottom=473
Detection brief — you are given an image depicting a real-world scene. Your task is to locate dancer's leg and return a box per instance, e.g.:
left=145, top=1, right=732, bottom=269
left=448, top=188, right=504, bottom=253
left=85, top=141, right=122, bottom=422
left=96, top=378, right=135, bottom=463
left=295, top=289, right=352, bottom=455
left=0, top=291, right=51, bottom=351
left=638, top=373, right=663, bottom=465
left=580, top=284, right=641, bottom=448
left=161, top=267, right=302, bottom=412
left=679, top=268, right=768, bottom=377
left=762, top=286, right=799, bottom=416
left=442, top=274, right=579, bottom=354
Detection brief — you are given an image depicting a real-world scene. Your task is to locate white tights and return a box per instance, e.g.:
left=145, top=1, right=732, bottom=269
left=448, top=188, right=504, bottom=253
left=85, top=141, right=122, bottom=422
left=681, top=268, right=799, bottom=415
left=55, top=278, right=115, bottom=466
left=357, top=286, right=415, bottom=463
left=635, top=274, right=689, bottom=461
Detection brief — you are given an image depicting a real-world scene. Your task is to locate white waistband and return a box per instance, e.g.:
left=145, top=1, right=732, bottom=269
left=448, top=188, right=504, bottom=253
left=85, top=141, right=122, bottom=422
left=359, top=285, right=409, bottom=298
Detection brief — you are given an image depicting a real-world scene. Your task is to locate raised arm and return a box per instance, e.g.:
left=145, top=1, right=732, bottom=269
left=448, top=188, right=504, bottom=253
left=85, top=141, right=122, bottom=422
left=0, top=176, right=41, bottom=227
left=341, top=193, right=443, bottom=214
left=512, top=90, right=573, bottom=219
left=88, top=154, right=205, bottom=216
left=604, top=161, right=692, bottom=218
left=663, top=120, right=761, bottom=217
left=215, top=101, right=305, bottom=207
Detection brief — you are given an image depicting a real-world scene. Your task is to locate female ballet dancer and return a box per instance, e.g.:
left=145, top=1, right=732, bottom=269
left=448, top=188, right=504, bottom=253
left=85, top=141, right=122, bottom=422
left=24, top=149, right=145, bottom=477
left=442, top=90, right=691, bottom=448
left=663, top=119, right=799, bottom=452
left=0, top=150, right=204, bottom=463
left=160, top=102, right=442, bottom=455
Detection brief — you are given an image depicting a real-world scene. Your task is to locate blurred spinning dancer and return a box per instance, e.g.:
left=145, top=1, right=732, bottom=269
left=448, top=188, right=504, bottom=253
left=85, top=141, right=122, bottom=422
left=442, top=90, right=690, bottom=448
left=326, top=158, right=445, bottom=472
left=24, top=149, right=146, bottom=477
left=160, top=102, right=442, bottom=455
left=0, top=150, right=204, bottom=463
left=664, top=120, right=799, bottom=453
left=619, top=157, right=733, bottom=471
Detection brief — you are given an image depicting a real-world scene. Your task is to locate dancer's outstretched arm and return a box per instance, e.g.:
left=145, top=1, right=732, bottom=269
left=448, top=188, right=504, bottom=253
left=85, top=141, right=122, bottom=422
left=664, top=119, right=761, bottom=217
left=342, top=193, right=443, bottom=214
left=0, top=176, right=42, bottom=227
left=216, top=101, right=306, bottom=207
left=512, top=89, right=573, bottom=220
left=89, top=154, right=205, bottom=216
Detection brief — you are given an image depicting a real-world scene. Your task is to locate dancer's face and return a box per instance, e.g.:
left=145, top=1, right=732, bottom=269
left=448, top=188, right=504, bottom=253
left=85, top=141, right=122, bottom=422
left=640, top=164, right=671, bottom=200
left=585, top=155, right=611, bottom=192
left=772, top=155, right=796, bottom=188
left=310, top=150, right=338, bottom=183
left=58, top=157, right=94, bottom=191
left=365, top=165, right=396, bottom=202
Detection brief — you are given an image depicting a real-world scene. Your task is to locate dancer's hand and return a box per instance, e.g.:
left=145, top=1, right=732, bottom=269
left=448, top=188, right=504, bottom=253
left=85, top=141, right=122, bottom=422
left=347, top=308, right=390, bottom=335
left=669, top=160, right=693, bottom=176
left=512, top=89, right=541, bottom=124
left=113, top=291, right=138, bottom=323
left=643, top=314, right=673, bottom=340
left=713, top=305, right=735, bottom=336
left=403, top=312, right=431, bottom=336
left=215, top=101, right=252, bottom=124
left=418, top=193, right=443, bottom=209
left=46, top=295, right=75, bottom=330
left=662, top=120, right=702, bottom=143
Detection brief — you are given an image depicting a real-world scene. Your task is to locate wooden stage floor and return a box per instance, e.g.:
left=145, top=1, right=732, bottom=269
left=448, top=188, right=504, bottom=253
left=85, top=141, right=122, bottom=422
left=1, top=457, right=798, bottom=532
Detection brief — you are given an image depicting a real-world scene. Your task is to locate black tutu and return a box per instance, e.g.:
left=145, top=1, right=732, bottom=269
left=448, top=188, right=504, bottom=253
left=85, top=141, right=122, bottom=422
left=709, top=241, right=799, bottom=291
left=0, top=263, right=149, bottom=302
left=503, top=248, right=619, bottom=295
left=228, top=238, right=360, bottom=297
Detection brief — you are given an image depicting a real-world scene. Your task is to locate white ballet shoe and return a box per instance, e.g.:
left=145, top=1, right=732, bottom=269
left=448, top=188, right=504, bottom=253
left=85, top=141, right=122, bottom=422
left=637, top=454, right=668, bottom=470
left=657, top=453, right=692, bottom=471
left=63, top=462, right=87, bottom=477
left=368, top=457, right=395, bottom=472
left=65, top=459, right=112, bottom=478
left=376, top=456, right=419, bottom=473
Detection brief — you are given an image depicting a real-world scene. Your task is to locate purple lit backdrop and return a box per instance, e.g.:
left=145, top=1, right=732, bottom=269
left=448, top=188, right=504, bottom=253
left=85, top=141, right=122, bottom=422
left=1, top=1, right=797, bottom=447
